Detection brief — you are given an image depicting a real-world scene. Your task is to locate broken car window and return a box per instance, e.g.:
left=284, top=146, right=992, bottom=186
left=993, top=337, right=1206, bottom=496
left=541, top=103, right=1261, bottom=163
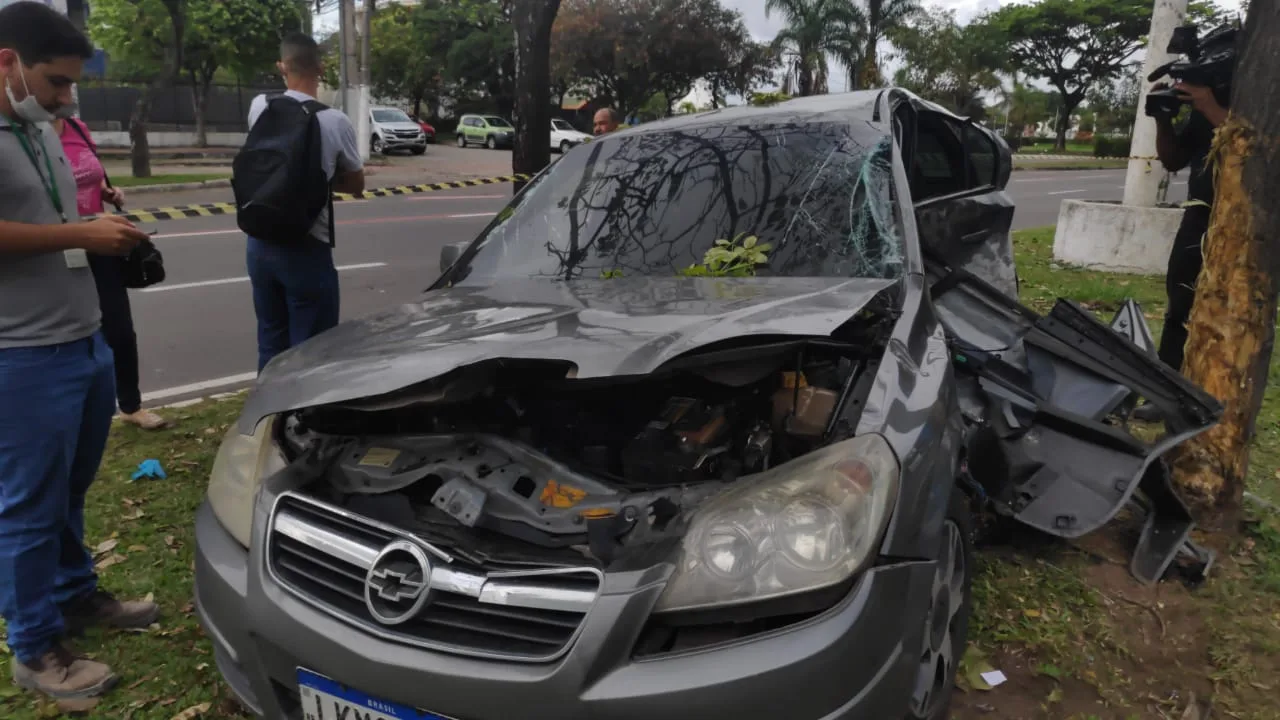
left=452, top=121, right=903, bottom=283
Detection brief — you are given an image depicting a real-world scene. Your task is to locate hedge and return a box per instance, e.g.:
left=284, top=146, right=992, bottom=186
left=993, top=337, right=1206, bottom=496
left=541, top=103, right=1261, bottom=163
left=1093, top=135, right=1133, bottom=158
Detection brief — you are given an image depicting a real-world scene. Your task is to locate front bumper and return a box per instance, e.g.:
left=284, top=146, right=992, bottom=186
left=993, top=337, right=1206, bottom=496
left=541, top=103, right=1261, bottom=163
left=195, top=499, right=934, bottom=720
left=381, top=134, right=427, bottom=150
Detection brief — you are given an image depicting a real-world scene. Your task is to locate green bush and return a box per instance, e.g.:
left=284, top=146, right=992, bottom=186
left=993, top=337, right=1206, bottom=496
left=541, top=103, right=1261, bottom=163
left=1002, top=134, right=1023, bottom=152
left=1093, top=135, right=1132, bottom=158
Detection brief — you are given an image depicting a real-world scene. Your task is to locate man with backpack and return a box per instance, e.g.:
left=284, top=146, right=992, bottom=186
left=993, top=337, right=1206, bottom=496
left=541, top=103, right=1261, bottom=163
left=233, top=32, right=365, bottom=373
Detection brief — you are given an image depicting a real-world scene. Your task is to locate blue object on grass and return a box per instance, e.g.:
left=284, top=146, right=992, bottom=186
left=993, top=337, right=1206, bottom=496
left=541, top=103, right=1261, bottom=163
left=131, top=459, right=167, bottom=481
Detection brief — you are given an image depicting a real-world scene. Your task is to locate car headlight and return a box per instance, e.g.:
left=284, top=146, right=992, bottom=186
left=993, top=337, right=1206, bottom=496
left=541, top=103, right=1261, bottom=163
left=207, top=415, right=287, bottom=548
left=654, top=434, right=899, bottom=613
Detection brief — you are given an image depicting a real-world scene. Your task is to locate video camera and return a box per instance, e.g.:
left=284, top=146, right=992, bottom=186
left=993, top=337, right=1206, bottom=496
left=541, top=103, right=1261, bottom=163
left=1144, top=23, right=1238, bottom=119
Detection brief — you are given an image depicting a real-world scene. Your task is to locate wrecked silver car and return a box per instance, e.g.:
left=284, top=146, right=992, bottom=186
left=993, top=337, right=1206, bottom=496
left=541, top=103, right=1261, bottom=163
left=195, top=89, right=1221, bottom=720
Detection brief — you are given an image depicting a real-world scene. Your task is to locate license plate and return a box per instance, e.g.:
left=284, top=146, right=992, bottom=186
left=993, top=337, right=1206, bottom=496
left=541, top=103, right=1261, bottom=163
left=298, top=668, right=453, bottom=720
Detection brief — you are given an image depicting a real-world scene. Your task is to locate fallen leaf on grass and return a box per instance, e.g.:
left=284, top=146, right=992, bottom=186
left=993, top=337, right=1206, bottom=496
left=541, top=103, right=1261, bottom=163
left=958, top=647, right=998, bottom=692
left=1023, top=608, right=1042, bottom=619
left=122, top=508, right=147, bottom=521
left=95, top=552, right=127, bottom=570
left=1046, top=686, right=1064, bottom=704
left=171, top=702, right=212, bottom=720
left=94, top=539, right=119, bottom=556
left=181, top=602, right=195, bottom=614
left=159, top=697, right=178, bottom=707
left=127, top=675, right=153, bottom=690
left=164, top=535, right=176, bottom=547
left=129, top=544, right=149, bottom=552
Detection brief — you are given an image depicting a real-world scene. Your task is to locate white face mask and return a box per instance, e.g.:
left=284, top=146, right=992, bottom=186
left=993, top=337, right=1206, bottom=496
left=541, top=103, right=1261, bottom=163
left=4, top=55, right=58, bottom=124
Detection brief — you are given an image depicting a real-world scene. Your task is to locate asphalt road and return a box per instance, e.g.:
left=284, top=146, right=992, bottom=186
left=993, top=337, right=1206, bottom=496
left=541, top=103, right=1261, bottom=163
left=129, top=168, right=1187, bottom=406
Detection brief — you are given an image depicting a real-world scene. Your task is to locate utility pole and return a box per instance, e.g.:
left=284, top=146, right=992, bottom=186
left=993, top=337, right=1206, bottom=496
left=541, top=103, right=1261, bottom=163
left=348, top=0, right=373, bottom=160
left=1121, top=0, right=1189, bottom=207
left=337, top=0, right=351, bottom=114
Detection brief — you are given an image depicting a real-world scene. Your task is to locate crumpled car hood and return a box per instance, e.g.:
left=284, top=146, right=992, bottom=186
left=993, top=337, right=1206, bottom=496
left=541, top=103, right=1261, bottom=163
left=237, top=276, right=897, bottom=432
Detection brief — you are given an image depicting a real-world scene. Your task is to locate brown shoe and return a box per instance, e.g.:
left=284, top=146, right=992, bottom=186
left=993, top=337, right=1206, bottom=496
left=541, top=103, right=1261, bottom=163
left=119, top=409, right=168, bottom=430
left=11, top=643, right=119, bottom=699
left=61, top=589, right=160, bottom=634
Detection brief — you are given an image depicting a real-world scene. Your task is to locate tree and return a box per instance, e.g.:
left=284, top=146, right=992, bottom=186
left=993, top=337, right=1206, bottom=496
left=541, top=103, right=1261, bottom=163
left=766, top=0, right=864, bottom=97
left=889, top=7, right=1004, bottom=119
left=705, top=41, right=780, bottom=109
left=857, top=0, right=919, bottom=90
left=183, top=0, right=307, bottom=147
left=1086, top=70, right=1141, bottom=135
left=416, top=0, right=516, bottom=117
left=88, top=0, right=185, bottom=178
left=551, top=0, right=757, bottom=118
left=367, top=2, right=443, bottom=118
left=1000, top=76, right=1055, bottom=136
left=1170, top=1, right=1278, bottom=530
left=511, top=0, right=561, bottom=194
left=984, top=0, right=1150, bottom=151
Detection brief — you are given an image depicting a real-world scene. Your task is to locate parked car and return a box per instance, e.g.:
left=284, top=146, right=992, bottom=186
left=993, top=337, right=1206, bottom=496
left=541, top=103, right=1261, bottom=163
left=551, top=117, right=592, bottom=153
left=413, top=116, right=436, bottom=143
left=456, top=113, right=514, bottom=149
left=197, top=89, right=1220, bottom=720
left=370, top=106, right=426, bottom=155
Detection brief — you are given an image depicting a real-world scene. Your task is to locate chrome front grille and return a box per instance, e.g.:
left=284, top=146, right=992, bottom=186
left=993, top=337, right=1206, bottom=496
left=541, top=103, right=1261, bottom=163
left=266, top=493, right=600, bottom=662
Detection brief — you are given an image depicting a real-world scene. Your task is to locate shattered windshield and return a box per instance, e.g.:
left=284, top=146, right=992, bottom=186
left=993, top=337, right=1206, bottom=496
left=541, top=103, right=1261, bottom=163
left=452, top=121, right=903, bottom=282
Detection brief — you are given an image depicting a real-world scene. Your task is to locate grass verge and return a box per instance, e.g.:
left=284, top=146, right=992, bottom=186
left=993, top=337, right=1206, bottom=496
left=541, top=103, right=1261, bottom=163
left=111, top=174, right=230, bottom=188
left=1, top=228, right=1278, bottom=719
left=1014, top=159, right=1129, bottom=171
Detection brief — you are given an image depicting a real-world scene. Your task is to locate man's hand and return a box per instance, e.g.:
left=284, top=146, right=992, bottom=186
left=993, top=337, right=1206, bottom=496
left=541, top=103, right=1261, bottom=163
left=1174, top=82, right=1229, bottom=127
left=101, top=185, right=125, bottom=208
left=81, top=215, right=148, bottom=256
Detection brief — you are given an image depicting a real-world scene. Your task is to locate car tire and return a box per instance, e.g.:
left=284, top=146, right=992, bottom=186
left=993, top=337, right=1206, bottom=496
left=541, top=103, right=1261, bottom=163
left=904, top=492, right=974, bottom=720
left=560, top=140, right=572, bottom=154
left=486, top=135, right=497, bottom=150
left=457, top=134, right=467, bottom=148
left=411, top=146, right=426, bottom=156
left=372, top=135, right=386, bottom=155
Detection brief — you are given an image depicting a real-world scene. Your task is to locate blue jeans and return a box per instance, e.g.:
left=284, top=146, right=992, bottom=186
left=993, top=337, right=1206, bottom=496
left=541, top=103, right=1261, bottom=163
left=246, top=236, right=340, bottom=372
left=0, top=333, right=115, bottom=664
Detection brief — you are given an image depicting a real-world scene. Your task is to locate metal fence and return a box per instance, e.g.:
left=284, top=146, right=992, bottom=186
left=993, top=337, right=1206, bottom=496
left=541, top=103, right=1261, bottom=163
left=75, top=79, right=284, bottom=133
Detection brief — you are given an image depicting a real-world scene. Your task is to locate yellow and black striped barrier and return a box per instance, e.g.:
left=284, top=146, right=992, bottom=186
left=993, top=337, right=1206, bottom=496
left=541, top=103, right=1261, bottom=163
left=94, top=174, right=532, bottom=225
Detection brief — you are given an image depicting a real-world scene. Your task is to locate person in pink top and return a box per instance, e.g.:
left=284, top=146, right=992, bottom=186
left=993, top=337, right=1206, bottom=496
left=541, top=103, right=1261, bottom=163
left=54, top=116, right=167, bottom=430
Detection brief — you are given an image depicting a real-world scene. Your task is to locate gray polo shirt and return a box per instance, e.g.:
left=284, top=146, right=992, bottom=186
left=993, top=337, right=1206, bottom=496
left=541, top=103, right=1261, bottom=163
left=0, top=114, right=100, bottom=349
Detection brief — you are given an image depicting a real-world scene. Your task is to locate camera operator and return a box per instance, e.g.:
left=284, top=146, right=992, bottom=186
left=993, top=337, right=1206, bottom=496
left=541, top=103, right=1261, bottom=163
left=1151, top=80, right=1229, bottom=374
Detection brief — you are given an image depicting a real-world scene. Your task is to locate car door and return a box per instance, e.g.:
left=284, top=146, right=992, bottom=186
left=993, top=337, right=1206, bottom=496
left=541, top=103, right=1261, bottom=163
left=901, top=104, right=1017, bottom=299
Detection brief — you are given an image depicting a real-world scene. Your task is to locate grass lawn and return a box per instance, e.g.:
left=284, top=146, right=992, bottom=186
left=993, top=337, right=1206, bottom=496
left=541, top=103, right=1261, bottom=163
left=2, top=228, right=1279, bottom=719
left=1014, top=158, right=1129, bottom=171
left=1016, top=142, right=1095, bottom=156
left=110, top=174, right=230, bottom=188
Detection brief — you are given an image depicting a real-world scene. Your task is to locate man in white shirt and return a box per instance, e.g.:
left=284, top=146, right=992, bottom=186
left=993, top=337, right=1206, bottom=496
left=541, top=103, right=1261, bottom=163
left=243, top=32, right=365, bottom=372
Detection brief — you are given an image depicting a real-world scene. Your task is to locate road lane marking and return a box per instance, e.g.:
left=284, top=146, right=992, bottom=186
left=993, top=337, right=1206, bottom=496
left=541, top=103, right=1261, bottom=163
left=1048, top=189, right=1089, bottom=195
left=142, top=372, right=258, bottom=404
left=1011, top=174, right=1115, bottom=183
left=408, top=194, right=505, bottom=201
left=155, top=212, right=495, bottom=239
left=141, top=263, right=387, bottom=293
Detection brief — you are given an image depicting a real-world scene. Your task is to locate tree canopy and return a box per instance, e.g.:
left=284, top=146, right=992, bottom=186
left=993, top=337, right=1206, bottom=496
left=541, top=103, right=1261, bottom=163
left=551, top=0, right=761, bottom=117
left=765, top=0, right=863, bottom=97
left=888, top=6, right=1004, bottom=119
left=982, top=0, right=1151, bottom=149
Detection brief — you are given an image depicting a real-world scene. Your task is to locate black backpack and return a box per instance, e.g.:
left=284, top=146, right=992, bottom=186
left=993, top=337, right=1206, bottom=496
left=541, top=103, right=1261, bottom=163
left=232, top=95, right=334, bottom=246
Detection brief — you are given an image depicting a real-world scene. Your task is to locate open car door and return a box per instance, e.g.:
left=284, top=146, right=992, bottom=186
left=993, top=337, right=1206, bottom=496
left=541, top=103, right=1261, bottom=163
left=925, top=259, right=1223, bottom=585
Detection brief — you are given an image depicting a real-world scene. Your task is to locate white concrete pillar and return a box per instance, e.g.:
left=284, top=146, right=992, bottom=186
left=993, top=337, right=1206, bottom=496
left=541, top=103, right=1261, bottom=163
left=355, top=85, right=371, bottom=161
left=1122, top=0, right=1190, bottom=207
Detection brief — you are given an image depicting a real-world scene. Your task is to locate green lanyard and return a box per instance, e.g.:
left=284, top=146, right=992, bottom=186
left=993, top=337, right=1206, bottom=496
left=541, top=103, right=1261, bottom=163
left=12, top=125, right=67, bottom=223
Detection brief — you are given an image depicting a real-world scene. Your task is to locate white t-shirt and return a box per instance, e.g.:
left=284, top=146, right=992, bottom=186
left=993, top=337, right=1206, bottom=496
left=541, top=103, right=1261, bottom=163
left=248, top=90, right=363, bottom=245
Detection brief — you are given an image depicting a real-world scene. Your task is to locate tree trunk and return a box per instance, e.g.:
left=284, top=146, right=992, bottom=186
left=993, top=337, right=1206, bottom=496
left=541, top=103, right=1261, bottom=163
left=192, top=70, right=213, bottom=149
left=129, top=91, right=154, bottom=179
left=861, top=0, right=881, bottom=90
left=1170, top=0, right=1280, bottom=531
left=511, top=0, right=562, bottom=194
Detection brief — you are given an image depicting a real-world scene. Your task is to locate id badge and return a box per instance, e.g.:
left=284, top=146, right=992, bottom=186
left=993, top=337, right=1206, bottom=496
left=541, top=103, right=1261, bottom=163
left=64, top=249, right=90, bottom=269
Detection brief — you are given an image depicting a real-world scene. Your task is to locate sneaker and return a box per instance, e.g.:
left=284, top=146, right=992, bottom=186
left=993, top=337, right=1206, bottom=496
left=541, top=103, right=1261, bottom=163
left=61, top=589, right=160, bottom=635
left=119, top=409, right=168, bottom=430
left=11, top=643, right=118, bottom=700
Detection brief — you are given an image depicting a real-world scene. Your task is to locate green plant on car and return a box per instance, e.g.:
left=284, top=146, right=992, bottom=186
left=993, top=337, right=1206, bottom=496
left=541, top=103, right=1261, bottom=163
left=678, top=233, right=772, bottom=277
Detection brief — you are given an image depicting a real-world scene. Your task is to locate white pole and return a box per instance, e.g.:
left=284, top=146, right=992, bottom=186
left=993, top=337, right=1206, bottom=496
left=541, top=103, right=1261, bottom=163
left=1122, top=0, right=1189, bottom=207
left=337, top=0, right=350, bottom=113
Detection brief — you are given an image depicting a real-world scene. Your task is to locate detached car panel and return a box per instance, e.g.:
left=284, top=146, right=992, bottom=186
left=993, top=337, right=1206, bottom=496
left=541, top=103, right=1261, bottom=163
left=199, top=88, right=1222, bottom=720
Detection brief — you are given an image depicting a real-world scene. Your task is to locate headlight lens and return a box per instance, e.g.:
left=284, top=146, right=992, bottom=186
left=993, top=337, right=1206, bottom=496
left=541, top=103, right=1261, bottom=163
left=654, top=434, right=899, bottom=613
left=207, top=415, right=286, bottom=548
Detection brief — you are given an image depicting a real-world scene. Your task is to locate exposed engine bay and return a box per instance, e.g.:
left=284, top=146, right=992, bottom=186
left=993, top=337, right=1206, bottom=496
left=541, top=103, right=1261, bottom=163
left=277, top=339, right=883, bottom=566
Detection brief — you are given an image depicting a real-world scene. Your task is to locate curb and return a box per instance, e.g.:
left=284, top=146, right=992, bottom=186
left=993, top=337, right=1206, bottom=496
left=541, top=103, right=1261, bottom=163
left=126, top=178, right=233, bottom=195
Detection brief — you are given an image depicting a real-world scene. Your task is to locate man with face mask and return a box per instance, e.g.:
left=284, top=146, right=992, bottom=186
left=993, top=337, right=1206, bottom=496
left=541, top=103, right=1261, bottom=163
left=0, top=1, right=158, bottom=702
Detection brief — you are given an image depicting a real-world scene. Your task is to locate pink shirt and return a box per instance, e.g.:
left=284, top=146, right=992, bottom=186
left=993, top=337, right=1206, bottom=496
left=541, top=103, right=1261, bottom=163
left=57, top=118, right=106, bottom=217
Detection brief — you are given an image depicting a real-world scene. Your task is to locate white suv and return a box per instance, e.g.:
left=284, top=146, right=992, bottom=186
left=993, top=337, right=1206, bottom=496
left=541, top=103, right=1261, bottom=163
left=370, top=106, right=427, bottom=155
left=551, top=118, right=592, bottom=153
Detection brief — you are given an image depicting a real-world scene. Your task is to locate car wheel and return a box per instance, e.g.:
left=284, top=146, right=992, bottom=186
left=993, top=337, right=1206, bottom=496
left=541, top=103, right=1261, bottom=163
left=905, top=495, right=973, bottom=720
left=560, top=140, right=572, bottom=154
left=411, top=146, right=426, bottom=156
left=486, top=135, right=497, bottom=150
left=371, top=135, right=384, bottom=155
left=457, top=134, right=467, bottom=148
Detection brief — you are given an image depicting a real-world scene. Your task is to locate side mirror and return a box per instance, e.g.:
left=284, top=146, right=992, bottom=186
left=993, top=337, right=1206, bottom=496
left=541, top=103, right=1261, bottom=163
left=439, top=241, right=469, bottom=273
